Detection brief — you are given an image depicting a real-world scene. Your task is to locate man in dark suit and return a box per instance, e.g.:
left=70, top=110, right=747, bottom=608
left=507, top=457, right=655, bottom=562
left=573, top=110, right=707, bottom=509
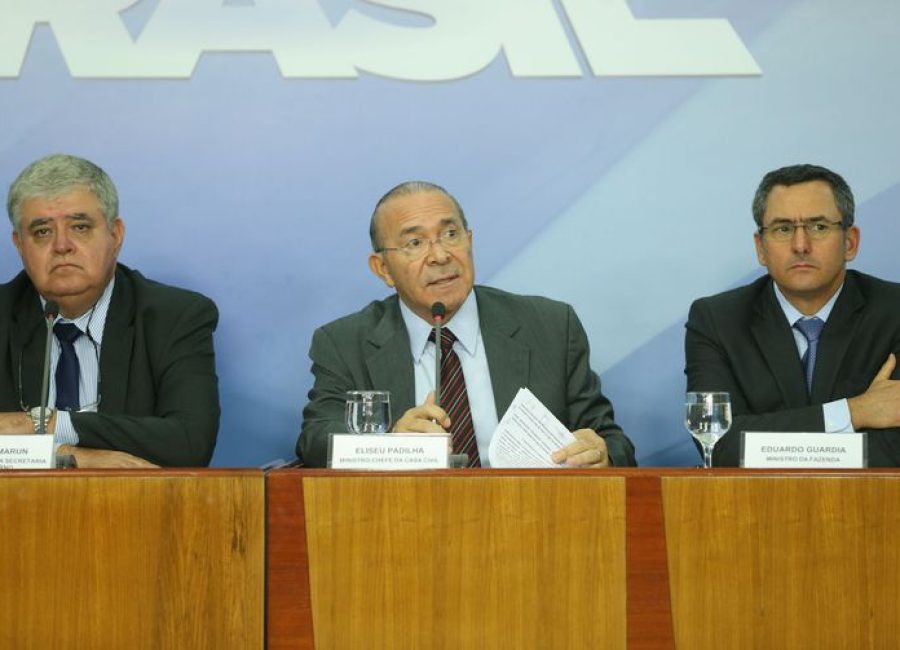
left=0, top=154, right=219, bottom=467
left=298, top=181, right=635, bottom=468
left=686, top=164, right=900, bottom=466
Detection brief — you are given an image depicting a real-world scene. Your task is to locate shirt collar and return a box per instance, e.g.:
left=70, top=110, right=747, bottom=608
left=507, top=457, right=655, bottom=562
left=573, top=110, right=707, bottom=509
left=41, top=277, right=115, bottom=345
left=773, top=280, right=843, bottom=325
left=399, top=289, right=480, bottom=362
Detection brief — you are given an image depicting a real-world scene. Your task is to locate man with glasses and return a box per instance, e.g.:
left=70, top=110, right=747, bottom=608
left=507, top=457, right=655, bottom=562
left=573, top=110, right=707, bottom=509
left=685, top=164, right=900, bottom=466
left=0, top=154, right=220, bottom=467
left=298, top=181, right=635, bottom=467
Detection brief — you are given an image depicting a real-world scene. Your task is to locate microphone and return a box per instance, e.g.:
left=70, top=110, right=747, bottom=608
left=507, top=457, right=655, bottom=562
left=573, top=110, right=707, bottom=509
left=431, top=302, right=445, bottom=408
left=38, top=300, right=59, bottom=435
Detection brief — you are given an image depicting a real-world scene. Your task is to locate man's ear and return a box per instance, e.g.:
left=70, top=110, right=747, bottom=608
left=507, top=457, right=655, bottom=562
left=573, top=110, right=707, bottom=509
left=753, top=231, right=768, bottom=267
left=843, top=225, right=860, bottom=262
left=368, top=252, right=395, bottom=288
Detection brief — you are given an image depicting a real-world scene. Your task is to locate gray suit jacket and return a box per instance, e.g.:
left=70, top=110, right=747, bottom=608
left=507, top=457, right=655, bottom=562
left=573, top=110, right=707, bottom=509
left=685, top=270, right=900, bottom=466
left=298, top=286, right=635, bottom=467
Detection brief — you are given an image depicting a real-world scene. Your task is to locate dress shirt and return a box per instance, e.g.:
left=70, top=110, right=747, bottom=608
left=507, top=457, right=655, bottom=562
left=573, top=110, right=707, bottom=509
left=41, top=279, right=114, bottom=446
left=400, top=292, right=500, bottom=465
left=773, top=282, right=853, bottom=432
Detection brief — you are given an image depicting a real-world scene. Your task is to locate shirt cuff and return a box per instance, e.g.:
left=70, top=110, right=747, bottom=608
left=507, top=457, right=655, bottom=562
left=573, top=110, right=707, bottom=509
left=823, top=399, right=855, bottom=433
left=53, top=411, right=80, bottom=446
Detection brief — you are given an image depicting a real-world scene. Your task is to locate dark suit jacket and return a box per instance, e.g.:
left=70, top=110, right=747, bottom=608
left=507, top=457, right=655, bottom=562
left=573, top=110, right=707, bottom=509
left=0, top=264, right=220, bottom=466
left=685, top=270, right=900, bottom=467
left=298, top=286, right=635, bottom=467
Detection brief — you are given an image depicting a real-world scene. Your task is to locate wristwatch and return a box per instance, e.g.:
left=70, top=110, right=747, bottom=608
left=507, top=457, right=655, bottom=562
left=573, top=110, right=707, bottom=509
left=28, top=406, right=54, bottom=434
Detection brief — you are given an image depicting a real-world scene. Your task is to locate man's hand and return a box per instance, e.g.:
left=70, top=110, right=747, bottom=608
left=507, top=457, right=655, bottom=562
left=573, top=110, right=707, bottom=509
left=0, top=412, right=34, bottom=434
left=551, top=428, right=610, bottom=468
left=392, top=391, right=450, bottom=434
left=0, top=411, right=58, bottom=435
left=58, top=445, right=159, bottom=468
left=848, top=353, right=900, bottom=429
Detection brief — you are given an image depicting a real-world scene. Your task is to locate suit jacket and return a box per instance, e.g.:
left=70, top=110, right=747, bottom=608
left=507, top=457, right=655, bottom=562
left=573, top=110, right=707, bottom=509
left=685, top=270, right=900, bottom=467
left=298, top=286, right=635, bottom=467
left=0, top=264, right=220, bottom=466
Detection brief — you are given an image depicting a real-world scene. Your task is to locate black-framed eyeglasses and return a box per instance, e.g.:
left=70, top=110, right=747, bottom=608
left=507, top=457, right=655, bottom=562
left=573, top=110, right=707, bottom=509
left=759, top=219, right=845, bottom=242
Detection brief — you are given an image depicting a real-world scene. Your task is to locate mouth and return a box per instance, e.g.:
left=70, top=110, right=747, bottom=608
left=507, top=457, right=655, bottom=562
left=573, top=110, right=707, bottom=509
left=427, top=274, right=459, bottom=287
left=50, top=263, right=82, bottom=273
left=789, top=262, right=817, bottom=271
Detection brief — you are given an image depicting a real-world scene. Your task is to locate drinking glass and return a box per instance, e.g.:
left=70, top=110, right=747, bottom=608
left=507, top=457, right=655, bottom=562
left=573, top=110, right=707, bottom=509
left=685, top=392, right=732, bottom=468
left=345, top=391, right=392, bottom=434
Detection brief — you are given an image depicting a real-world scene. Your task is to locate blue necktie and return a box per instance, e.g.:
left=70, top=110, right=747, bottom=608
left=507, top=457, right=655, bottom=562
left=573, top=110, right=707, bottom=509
left=54, top=322, right=82, bottom=411
left=795, top=317, right=825, bottom=393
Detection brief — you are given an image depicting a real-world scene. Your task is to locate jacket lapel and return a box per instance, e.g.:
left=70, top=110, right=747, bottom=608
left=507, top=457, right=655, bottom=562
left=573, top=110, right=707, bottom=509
left=11, top=286, right=46, bottom=409
left=477, top=289, right=530, bottom=419
left=98, top=268, right=134, bottom=413
left=812, top=273, right=864, bottom=403
left=750, top=281, right=810, bottom=407
left=363, top=298, right=416, bottom=419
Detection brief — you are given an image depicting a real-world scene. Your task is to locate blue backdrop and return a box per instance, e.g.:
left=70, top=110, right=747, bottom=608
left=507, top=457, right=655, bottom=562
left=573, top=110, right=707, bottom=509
left=1, top=0, right=897, bottom=466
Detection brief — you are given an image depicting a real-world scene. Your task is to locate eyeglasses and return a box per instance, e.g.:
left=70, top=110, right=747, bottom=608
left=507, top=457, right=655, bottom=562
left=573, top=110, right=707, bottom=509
left=377, top=226, right=469, bottom=259
left=759, top=219, right=845, bottom=242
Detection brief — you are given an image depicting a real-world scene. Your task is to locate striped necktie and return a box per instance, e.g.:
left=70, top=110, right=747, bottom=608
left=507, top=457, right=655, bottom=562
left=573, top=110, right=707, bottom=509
left=431, top=328, right=480, bottom=467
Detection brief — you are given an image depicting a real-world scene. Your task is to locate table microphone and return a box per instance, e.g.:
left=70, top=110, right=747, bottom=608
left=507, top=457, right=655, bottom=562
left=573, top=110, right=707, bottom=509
left=431, top=302, right=445, bottom=408
left=38, top=300, right=59, bottom=436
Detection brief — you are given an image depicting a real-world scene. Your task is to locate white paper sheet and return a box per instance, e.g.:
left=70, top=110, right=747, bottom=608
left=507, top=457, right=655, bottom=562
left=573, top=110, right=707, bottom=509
left=488, top=387, right=576, bottom=468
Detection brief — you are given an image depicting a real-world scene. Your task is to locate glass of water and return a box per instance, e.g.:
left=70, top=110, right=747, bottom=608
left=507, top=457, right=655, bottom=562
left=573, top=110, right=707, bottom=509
left=685, top=392, right=732, bottom=468
left=345, top=391, right=392, bottom=434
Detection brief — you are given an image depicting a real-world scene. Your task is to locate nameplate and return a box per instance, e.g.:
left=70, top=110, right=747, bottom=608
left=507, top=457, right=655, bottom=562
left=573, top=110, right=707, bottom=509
left=741, top=431, right=866, bottom=468
left=0, top=435, right=55, bottom=470
left=329, top=434, right=450, bottom=470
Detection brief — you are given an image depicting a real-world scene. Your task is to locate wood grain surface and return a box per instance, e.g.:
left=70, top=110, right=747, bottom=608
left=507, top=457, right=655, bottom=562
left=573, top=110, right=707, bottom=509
left=0, top=470, right=265, bottom=650
left=301, top=474, right=626, bottom=650
left=664, top=475, right=900, bottom=649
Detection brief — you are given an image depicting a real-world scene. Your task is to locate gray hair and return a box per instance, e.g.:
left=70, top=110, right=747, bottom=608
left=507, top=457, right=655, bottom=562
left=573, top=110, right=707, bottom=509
left=752, top=164, right=855, bottom=229
left=369, top=180, right=468, bottom=251
left=7, top=154, right=119, bottom=233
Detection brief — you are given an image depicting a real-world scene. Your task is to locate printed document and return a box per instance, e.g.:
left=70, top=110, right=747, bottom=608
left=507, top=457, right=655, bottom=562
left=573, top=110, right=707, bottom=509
left=488, top=387, right=575, bottom=468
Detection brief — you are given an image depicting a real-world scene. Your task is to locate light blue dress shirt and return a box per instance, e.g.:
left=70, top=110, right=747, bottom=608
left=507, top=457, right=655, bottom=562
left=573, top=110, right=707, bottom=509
left=773, top=282, right=854, bottom=432
left=399, top=291, right=500, bottom=466
left=41, top=278, right=115, bottom=446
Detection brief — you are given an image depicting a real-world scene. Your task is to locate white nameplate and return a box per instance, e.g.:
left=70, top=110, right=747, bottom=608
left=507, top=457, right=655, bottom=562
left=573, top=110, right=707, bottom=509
left=0, top=435, right=55, bottom=470
left=329, top=434, right=450, bottom=470
left=742, top=431, right=866, bottom=468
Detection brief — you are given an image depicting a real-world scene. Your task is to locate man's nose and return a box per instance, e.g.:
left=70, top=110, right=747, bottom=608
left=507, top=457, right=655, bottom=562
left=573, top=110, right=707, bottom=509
left=425, top=238, right=451, bottom=263
left=52, top=228, right=74, bottom=253
left=790, top=224, right=811, bottom=252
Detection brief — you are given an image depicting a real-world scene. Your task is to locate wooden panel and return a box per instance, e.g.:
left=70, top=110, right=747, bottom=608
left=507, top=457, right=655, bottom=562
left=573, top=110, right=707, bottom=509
left=302, top=474, right=626, bottom=650
left=267, top=471, right=315, bottom=650
left=625, top=474, right=674, bottom=649
left=663, top=476, right=900, bottom=649
left=0, top=471, right=265, bottom=650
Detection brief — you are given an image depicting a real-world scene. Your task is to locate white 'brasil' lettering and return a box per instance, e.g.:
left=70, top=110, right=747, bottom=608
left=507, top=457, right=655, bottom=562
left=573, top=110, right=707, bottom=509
left=0, top=0, right=760, bottom=79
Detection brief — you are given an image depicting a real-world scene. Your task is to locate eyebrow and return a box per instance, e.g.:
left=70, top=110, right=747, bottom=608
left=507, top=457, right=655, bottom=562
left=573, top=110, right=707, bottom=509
left=397, top=217, right=462, bottom=238
left=766, top=216, right=830, bottom=225
left=26, top=213, right=94, bottom=230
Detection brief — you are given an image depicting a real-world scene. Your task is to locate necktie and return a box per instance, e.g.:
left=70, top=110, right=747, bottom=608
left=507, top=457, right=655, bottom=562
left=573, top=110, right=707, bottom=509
left=54, top=322, right=83, bottom=411
left=795, top=317, right=825, bottom=393
left=430, top=328, right=480, bottom=467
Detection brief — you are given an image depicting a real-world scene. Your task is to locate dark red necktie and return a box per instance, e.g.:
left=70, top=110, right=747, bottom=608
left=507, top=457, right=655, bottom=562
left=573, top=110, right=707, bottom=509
left=431, top=328, right=480, bottom=467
